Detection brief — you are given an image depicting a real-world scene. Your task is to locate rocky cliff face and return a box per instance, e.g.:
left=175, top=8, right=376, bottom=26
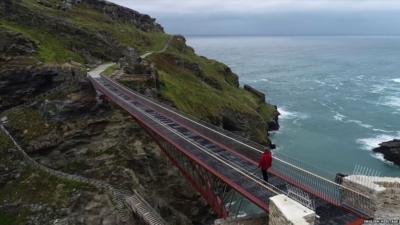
left=0, top=66, right=214, bottom=225
left=373, top=139, right=400, bottom=166
left=72, top=0, right=164, bottom=32
left=0, top=0, right=279, bottom=224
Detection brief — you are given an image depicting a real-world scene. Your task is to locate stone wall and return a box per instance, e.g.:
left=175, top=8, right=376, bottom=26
left=269, top=194, right=315, bottom=225
left=342, top=176, right=400, bottom=219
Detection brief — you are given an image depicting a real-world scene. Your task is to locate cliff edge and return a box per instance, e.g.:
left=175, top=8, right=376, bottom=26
left=0, top=0, right=279, bottom=224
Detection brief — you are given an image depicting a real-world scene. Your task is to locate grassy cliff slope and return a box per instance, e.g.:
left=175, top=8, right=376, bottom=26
left=0, top=0, right=278, bottom=144
left=0, top=0, right=279, bottom=224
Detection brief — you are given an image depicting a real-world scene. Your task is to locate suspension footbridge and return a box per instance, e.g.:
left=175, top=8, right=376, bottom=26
left=88, top=64, right=373, bottom=225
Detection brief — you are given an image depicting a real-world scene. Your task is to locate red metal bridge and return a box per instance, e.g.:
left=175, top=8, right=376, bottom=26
left=89, top=69, right=372, bottom=225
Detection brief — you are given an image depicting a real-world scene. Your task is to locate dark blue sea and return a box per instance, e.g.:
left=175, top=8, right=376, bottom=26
left=187, top=36, right=400, bottom=177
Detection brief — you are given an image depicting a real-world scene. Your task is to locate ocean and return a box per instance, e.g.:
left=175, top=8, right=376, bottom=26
left=187, top=36, right=400, bottom=178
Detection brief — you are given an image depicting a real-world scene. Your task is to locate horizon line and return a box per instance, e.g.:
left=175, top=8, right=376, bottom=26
left=182, top=34, right=400, bottom=37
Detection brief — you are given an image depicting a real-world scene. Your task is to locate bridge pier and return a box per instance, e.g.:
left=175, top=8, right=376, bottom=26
left=268, top=194, right=316, bottom=225
left=341, top=175, right=400, bottom=223
left=95, top=90, right=106, bottom=104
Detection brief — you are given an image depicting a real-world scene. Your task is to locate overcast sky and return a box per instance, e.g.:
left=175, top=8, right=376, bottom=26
left=110, top=0, right=400, bottom=36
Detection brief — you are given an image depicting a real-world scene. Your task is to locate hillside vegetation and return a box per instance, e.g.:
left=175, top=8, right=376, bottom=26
left=0, top=0, right=279, bottom=224
left=1, top=0, right=278, bottom=144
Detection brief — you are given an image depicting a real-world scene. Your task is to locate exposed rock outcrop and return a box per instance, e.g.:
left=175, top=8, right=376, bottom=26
left=119, top=47, right=142, bottom=74
left=0, top=30, right=37, bottom=56
left=0, top=65, right=215, bottom=224
left=244, top=85, right=266, bottom=103
left=221, top=66, right=239, bottom=87
left=373, top=139, right=400, bottom=166
left=267, top=105, right=280, bottom=132
left=77, top=0, right=163, bottom=32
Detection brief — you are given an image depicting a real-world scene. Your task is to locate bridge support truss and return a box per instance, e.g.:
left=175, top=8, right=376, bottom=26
left=135, top=119, right=232, bottom=218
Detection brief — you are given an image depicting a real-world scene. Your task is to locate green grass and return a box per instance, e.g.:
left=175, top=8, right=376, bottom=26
left=2, top=0, right=169, bottom=63
left=0, top=212, right=16, bottom=225
left=20, top=1, right=170, bottom=55
left=0, top=211, right=29, bottom=225
left=0, top=131, right=13, bottom=151
left=0, top=170, right=95, bottom=208
left=101, top=64, right=120, bottom=76
left=66, top=4, right=170, bottom=54
left=157, top=65, right=264, bottom=123
left=5, top=109, right=54, bottom=144
left=0, top=20, right=83, bottom=63
left=259, top=103, right=276, bottom=122
left=63, top=161, right=91, bottom=174
left=152, top=52, right=263, bottom=120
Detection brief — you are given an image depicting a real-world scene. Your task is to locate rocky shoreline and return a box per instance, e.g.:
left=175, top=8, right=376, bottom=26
left=373, top=139, right=400, bottom=166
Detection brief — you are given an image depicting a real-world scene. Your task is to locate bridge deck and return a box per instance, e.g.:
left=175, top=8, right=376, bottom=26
left=89, top=74, right=365, bottom=225
left=92, top=76, right=279, bottom=210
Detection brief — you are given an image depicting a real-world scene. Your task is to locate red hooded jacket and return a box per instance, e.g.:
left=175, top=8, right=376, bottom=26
left=258, top=151, right=272, bottom=171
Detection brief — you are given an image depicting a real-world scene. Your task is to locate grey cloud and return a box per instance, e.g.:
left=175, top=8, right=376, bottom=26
left=110, top=0, right=400, bottom=15
left=108, top=0, right=400, bottom=36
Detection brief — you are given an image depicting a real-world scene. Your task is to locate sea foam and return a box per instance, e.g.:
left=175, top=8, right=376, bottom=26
left=278, top=107, right=308, bottom=120
left=357, top=133, right=400, bottom=151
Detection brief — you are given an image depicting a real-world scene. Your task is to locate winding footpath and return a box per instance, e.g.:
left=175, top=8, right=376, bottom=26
left=1, top=121, right=167, bottom=225
left=140, top=37, right=173, bottom=59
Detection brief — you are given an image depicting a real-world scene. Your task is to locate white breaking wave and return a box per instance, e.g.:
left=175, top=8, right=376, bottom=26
left=347, top=119, right=374, bottom=129
left=357, top=133, right=400, bottom=151
left=332, top=112, right=391, bottom=132
left=371, top=84, right=386, bottom=94
left=392, top=78, right=400, bottom=83
left=278, top=107, right=308, bottom=120
left=370, top=152, right=394, bottom=166
left=313, top=80, right=326, bottom=85
left=383, top=96, right=400, bottom=109
left=333, top=113, right=346, bottom=121
left=371, top=77, right=400, bottom=94
left=357, top=134, right=400, bottom=165
left=244, top=78, right=269, bottom=84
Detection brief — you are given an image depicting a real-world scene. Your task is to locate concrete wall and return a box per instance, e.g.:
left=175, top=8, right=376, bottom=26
left=342, top=176, right=400, bottom=219
left=214, top=214, right=267, bottom=225
left=269, top=194, right=315, bottom=225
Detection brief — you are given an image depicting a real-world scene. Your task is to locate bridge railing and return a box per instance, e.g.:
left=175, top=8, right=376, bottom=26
left=97, top=75, right=374, bottom=218
left=271, top=153, right=374, bottom=218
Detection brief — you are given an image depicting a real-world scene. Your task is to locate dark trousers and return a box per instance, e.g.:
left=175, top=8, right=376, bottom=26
left=261, top=169, right=268, bottom=182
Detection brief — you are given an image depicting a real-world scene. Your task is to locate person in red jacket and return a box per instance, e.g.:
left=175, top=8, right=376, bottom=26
left=258, top=149, right=272, bottom=182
